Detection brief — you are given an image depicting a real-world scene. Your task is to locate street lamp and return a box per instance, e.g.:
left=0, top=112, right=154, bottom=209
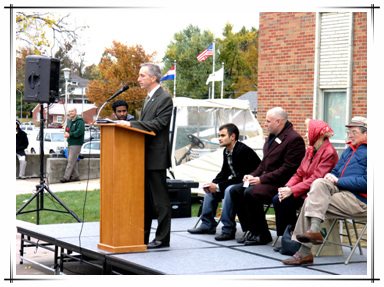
left=62, top=67, right=71, bottom=127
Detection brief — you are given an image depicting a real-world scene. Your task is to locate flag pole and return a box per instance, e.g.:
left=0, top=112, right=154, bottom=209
left=174, top=60, right=176, bottom=97
left=221, top=62, right=224, bottom=99
left=211, top=41, right=215, bottom=99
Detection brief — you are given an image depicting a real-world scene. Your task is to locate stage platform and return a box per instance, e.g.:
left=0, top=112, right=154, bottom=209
left=16, top=218, right=368, bottom=276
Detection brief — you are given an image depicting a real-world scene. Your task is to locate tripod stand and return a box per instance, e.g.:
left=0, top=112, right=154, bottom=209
left=16, top=104, right=82, bottom=224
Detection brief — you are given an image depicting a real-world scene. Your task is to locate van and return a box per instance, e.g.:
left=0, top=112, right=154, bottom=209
left=28, top=128, right=66, bottom=154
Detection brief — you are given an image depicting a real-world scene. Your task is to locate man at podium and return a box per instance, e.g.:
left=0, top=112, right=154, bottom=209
left=118, top=63, right=173, bottom=249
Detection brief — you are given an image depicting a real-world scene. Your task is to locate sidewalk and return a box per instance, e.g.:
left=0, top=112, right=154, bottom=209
left=16, top=177, right=101, bottom=195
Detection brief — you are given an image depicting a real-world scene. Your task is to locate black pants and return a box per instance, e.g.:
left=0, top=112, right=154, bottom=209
left=230, top=182, right=276, bottom=237
left=144, top=169, right=171, bottom=244
left=272, top=193, right=304, bottom=236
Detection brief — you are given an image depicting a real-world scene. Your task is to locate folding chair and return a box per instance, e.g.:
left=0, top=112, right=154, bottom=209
left=315, top=217, right=367, bottom=264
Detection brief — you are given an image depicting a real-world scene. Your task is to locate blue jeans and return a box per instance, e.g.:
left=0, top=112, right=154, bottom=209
left=199, top=184, right=237, bottom=235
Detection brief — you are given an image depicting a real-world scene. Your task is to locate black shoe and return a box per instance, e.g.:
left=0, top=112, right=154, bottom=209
left=273, top=246, right=282, bottom=253
left=60, top=178, right=70, bottom=183
left=237, top=231, right=251, bottom=243
left=187, top=226, right=216, bottom=234
left=70, top=176, right=80, bottom=182
left=214, top=233, right=235, bottom=241
left=244, top=233, right=272, bottom=246
left=146, top=240, right=170, bottom=249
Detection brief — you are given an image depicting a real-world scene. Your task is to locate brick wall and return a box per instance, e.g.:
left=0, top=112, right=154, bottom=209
left=258, top=12, right=317, bottom=137
left=257, top=12, right=367, bottom=138
left=352, top=12, right=368, bottom=118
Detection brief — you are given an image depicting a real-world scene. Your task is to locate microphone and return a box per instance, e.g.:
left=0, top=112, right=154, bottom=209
left=95, top=85, right=129, bottom=122
left=106, top=85, right=129, bottom=103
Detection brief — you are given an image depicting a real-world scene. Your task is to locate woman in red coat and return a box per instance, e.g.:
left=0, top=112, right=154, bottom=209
left=272, top=119, right=338, bottom=239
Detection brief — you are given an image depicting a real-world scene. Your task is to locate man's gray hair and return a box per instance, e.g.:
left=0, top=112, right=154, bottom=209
left=141, top=63, right=161, bottom=83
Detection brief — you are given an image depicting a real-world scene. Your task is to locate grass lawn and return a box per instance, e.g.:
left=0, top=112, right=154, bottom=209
left=16, top=189, right=202, bottom=225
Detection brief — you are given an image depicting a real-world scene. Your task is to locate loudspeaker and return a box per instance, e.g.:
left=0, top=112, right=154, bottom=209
left=24, top=55, right=61, bottom=103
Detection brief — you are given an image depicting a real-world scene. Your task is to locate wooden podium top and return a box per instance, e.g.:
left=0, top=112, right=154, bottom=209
left=95, top=122, right=156, bottom=136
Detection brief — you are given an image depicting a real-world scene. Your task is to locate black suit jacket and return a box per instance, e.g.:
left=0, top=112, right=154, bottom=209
left=130, top=87, right=173, bottom=170
left=213, top=141, right=261, bottom=192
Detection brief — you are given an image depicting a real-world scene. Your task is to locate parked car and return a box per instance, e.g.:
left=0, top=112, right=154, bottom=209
left=80, top=140, right=100, bottom=155
left=84, top=130, right=101, bottom=143
left=48, top=122, right=63, bottom=129
left=20, top=124, right=39, bottom=136
left=28, top=128, right=66, bottom=154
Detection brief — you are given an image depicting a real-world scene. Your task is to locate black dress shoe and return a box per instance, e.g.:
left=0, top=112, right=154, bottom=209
left=146, top=240, right=170, bottom=249
left=214, top=233, right=235, bottom=241
left=187, top=226, right=216, bottom=234
left=237, top=231, right=251, bottom=243
left=244, top=233, right=272, bottom=246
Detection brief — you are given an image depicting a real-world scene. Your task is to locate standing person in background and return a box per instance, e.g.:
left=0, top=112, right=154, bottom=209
left=60, top=107, right=85, bottom=183
left=16, top=120, right=29, bottom=179
left=118, top=63, right=173, bottom=249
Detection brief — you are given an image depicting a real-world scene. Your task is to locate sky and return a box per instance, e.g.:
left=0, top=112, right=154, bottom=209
left=62, top=2, right=261, bottom=66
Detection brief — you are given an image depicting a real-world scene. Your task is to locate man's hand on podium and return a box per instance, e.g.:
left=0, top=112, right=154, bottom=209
left=117, top=120, right=131, bottom=127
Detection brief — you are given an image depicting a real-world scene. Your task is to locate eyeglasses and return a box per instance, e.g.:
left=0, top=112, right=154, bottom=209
left=346, top=129, right=360, bottom=136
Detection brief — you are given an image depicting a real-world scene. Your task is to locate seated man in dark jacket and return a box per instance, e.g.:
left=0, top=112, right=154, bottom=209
left=282, top=116, right=367, bottom=265
left=188, top=123, right=261, bottom=240
left=230, top=107, right=306, bottom=245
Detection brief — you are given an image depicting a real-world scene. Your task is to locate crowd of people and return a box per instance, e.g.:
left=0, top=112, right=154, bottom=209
left=190, top=112, right=367, bottom=265
left=16, top=63, right=367, bottom=262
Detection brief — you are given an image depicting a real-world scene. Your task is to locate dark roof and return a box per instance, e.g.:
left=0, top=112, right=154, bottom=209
left=70, top=73, right=89, bottom=88
left=237, top=91, right=257, bottom=111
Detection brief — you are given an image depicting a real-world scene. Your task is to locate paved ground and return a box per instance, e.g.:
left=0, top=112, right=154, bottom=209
left=16, top=177, right=100, bottom=195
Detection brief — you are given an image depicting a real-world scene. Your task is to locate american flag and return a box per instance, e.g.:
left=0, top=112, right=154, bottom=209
left=196, top=44, right=213, bottom=62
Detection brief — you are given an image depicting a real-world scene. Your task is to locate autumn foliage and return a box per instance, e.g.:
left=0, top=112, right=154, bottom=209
left=86, top=41, right=156, bottom=118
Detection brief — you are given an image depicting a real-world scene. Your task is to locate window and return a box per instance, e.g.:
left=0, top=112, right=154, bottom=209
left=323, top=90, right=347, bottom=152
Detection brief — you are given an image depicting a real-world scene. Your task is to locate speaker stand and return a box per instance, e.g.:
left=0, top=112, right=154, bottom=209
left=16, top=104, right=82, bottom=224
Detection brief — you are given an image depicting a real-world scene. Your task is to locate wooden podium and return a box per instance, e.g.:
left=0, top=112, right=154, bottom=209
left=96, top=123, right=155, bottom=253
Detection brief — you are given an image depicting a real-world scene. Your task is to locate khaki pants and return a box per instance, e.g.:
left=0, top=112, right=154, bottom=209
left=292, top=178, right=367, bottom=248
left=63, top=145, right=81, bottom=180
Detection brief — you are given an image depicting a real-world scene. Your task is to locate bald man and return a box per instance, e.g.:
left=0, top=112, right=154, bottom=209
left=230, top=107, right=306, bottom=245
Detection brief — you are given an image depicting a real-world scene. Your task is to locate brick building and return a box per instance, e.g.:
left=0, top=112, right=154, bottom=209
left=257, top=12, right=367, bottom=148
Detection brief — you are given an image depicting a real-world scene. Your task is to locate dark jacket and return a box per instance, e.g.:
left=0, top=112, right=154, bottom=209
left=65, top=115, right=85, bottom=146
left=130, top=87, right=173, bottom=170
left=331, top=141, right=367, bottom=203
left=213, top=141, right=261, bottom=192
left=16, top=128, right=29, bottom=156
left=251, top=122, right=306, bottom=189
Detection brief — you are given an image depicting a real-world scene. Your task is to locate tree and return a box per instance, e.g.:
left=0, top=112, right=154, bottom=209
left=217, top=24, right=259, bottom=98
left=162, top=25, right=215, bottom=99
left=16, top=12, right=88, bottom=121
left=86, top=41, right=156, bottom=118
left=162, top=23, right=258, bottom=99
left=16, top=12, right=87, bottom=56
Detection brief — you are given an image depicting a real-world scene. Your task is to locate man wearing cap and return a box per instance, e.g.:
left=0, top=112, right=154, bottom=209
left=282, top=116, right=367, bottom=265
